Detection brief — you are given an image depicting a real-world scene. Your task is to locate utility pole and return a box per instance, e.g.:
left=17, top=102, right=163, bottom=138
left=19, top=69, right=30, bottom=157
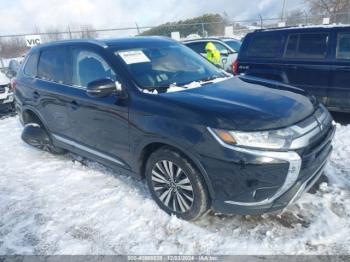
left=135, top=22, right=141, bottom=35
left=281, top=0, right=286, bottom=21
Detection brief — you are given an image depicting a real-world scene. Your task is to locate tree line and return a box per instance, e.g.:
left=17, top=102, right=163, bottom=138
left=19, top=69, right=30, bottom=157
left=0, top=24, right=97, bottom=59
left=0, top=0, right=349, bottom=59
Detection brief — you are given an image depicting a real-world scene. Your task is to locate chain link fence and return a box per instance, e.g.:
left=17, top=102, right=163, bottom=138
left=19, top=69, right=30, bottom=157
left=0, top=11, right=350, bottom=62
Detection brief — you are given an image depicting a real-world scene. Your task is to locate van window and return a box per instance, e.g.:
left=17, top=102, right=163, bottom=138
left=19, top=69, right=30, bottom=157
left=298, top=33, right=328, bottom=59
left=284, top=34, right=298, bottom=58
left=24, top=53, right=39, bottom=77
left=284, top=33, right=329, bottom=59
left=246, top=34, right=283, bottom=58
left=38, top=48, right=68, bottom=84
left=72, top=49, right=116, bottom=87
left=336, top=32, right=350, bottom=59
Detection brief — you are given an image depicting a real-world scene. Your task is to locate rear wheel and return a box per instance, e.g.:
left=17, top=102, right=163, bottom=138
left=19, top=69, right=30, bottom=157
left=21, top=123, right=65, bottom=155
left=145, top=147, right=210, bottom=221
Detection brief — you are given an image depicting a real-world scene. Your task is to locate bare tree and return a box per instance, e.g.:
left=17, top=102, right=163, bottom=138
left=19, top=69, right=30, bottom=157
left=43, top=26, right=65, bottom=41
left=306, top=0, right=350, bottom=23
left=0, top=37, right=28, bottom=59
left=286, top=9, right=307, bottom=26
left=78, top=24, right=98, bottom=39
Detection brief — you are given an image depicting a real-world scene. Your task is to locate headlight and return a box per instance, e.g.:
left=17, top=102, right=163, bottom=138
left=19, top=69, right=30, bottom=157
left=209, top=127, right=300, bottom=150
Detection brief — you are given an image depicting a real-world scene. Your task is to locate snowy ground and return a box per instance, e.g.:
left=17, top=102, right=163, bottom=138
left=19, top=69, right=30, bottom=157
left=0, top=116, right=349, bottom=255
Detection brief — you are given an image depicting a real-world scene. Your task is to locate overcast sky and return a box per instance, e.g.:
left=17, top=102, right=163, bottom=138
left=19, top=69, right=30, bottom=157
left=0, top=0, right=305, bottom=36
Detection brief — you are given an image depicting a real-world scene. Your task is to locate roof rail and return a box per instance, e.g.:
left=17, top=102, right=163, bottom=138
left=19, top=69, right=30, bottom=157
left=36, top=39, right=108, bottom=49
left=83, top=39, right=108, bottom=48
left=254, top=25, right=300, bottom=32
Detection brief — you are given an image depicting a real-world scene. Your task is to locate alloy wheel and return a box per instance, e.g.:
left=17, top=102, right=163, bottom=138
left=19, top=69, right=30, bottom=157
left=151, top=160, right=194, bottom=213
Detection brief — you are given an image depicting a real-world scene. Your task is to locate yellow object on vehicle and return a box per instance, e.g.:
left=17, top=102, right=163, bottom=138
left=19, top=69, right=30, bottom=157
left=205, top=42, right=221, bottom=65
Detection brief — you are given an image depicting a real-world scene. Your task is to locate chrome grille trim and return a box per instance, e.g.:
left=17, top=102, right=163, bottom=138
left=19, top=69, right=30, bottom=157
left=290, top=105, right=332, bottom=150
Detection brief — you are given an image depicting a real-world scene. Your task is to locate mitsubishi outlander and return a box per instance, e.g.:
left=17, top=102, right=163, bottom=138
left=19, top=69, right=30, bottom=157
left=15, top=37, right=335, bottom=220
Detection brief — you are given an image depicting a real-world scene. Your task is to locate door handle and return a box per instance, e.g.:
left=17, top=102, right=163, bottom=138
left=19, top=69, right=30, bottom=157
left=285, top=65, right=298, bottom=70
left=70, top=100, right=79, bottom=110
left=33, top=91, right=40, bottom=99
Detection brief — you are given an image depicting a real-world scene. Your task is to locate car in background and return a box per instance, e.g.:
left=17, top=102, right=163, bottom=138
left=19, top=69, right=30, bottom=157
left=183, top=38, right=240, bottom=73
left=220, top=37, right=242, bottom=52
left=236, top=26, right=350, bottom=113
left=0, top=70, right=14, bottom=112
left=15, top=37, right=334, bottom=220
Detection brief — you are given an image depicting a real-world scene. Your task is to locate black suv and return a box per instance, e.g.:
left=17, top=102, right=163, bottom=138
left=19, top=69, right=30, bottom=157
left=15, top=37, right=335, bottom=220
left=236, top=26, right=350, bottom=113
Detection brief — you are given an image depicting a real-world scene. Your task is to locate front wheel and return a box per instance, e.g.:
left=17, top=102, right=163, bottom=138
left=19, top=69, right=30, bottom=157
left=145, top=147, right=210, bottom=221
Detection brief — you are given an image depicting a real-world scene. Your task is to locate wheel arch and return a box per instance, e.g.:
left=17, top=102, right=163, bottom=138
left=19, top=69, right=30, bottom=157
left=21, top=107, right=49, bottom=132
left=137, top=140, right=215, bottom=200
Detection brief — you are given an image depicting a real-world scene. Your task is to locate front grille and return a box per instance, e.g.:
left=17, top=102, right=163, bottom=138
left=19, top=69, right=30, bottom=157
left=0, top=85, right=6, bottom=94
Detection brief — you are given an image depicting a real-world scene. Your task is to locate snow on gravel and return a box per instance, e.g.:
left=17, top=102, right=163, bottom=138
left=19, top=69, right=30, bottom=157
left=0, top=116, right=349, bottom=255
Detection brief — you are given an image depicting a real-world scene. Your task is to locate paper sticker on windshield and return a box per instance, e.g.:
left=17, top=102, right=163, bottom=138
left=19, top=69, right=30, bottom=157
left=118, top=50, right=150, bottom=64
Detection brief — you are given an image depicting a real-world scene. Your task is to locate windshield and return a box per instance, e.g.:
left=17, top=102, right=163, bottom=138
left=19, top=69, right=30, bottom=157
left=224, top=40, right=241, bottom=52
left=114, top=43, right=226, bottom=90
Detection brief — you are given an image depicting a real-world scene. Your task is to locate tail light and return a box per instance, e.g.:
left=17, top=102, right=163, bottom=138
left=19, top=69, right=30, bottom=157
left=232, top=60, right=239, bottom=75
left=10, top=78, right=16, bottom=91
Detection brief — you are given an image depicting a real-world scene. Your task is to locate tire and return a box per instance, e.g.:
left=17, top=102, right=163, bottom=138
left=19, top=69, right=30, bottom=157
left=145, top=146, right=210, bottom=221
left=22, top=123, right=66, bottom=155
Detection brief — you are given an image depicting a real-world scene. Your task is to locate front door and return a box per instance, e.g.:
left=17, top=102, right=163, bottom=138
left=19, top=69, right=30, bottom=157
left=63, top=47, right=130, bottom=167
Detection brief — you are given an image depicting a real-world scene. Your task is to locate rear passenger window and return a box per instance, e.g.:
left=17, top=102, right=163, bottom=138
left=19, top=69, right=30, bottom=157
left=336, top=32, right=350, bottom=59
left=38, top=48, right=69, bottom=84
left=298, top=33, right=328, bottom=59
left=24, top=53, right=39, bottom=77
left=246, top=34, right=283, bottom=58
left=284, top=33, right=329, bottom=59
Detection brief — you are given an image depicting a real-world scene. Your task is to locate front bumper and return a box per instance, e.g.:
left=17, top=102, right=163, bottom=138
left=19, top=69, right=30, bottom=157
left=0, top=86, right=14, bottom=105
left=207, top=122, right=335, bottom=215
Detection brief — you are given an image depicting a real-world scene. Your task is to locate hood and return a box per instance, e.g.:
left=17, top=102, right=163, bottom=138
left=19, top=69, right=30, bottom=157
left=161, top=76, right=317, bottom=131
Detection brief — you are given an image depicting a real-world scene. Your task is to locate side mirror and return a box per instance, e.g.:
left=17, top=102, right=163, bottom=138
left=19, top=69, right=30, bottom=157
left=220, top=49, right=229, bottom=56
left=87, top=79, right=123, bottom=98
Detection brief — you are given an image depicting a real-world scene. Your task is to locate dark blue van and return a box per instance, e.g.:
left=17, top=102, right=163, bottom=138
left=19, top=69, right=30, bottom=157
left=236, top=26, right=350, bottom=113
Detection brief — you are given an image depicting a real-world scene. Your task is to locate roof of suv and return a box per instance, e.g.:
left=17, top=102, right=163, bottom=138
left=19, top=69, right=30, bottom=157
left=31, top=36, right=175, bottom=51
left=253, top=24, right=350, bottom=33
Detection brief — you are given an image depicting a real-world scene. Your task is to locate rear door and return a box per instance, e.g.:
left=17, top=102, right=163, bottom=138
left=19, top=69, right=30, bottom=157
left=282, top=31, right=332, bottom=105
left=329, top=28, right=350, bottom=111
left=36, top=47, right=72, bottom=134
left=210, top=41, right=237, bottom=72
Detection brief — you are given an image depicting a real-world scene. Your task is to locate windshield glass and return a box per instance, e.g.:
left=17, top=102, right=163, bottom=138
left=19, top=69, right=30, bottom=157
left=114, top=43, right=226, bottom=90
left=224, top=40, right=241, bottom=52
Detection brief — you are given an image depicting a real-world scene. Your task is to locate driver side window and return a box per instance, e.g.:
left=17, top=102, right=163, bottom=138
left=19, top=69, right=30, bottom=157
left=212, top=42, right=229, bottom=54
left=72, top=49, right=116, bottom=88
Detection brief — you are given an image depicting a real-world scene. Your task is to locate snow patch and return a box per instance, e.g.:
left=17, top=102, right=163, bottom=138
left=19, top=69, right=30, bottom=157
left=0, top=116, right=349, bottom=255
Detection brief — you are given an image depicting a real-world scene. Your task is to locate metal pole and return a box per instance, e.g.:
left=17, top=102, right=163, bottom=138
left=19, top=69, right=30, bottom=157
left=304, top=10, right=308, bottom=25
left=68, top=26, right=72, bottom=39
left=259, top=14, right=263, bottom=29
left=201, top=22, right=205, bottom=37
left=281, top=0, right=286, bottom=21
left=135, top=22, right=141, bottom=35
